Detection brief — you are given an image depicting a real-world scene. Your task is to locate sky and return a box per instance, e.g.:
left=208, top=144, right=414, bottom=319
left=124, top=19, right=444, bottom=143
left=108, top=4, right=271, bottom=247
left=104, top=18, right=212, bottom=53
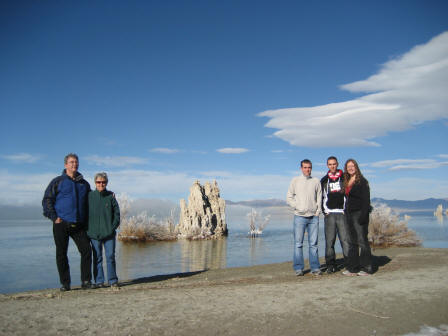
left=1, top=0, right=448, bottom=206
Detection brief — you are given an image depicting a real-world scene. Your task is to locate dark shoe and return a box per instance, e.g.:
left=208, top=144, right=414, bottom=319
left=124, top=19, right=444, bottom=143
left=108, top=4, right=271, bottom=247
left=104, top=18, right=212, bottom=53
left=364, top=267, right=373, bottom=274
left=92, top=283, right=106, bottom=289
left=311, top=270, right=322, bottom=276
left=295, top=270, right=304, bottom=276
left=81, top=281, right=92, bottom=290
left=326, top=266, right=337, bottom=274
left=60, top=284, right=71, bottom=292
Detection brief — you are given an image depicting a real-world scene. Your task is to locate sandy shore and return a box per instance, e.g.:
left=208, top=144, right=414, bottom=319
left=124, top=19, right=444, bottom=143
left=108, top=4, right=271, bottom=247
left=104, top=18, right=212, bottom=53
left=1, top=247, right=448, bottom=336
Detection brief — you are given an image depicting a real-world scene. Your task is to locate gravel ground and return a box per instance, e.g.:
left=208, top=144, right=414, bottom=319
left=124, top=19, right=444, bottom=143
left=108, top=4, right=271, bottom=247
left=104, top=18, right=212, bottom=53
left=1, top=247, right=447, bottom=336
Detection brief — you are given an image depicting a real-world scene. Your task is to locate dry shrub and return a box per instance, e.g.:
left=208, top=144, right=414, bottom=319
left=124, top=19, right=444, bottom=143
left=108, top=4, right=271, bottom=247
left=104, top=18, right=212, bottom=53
left=368, top=204, right=421, bottom=248
left=118, top=211, right=176, bottom=242
left=116, top=193, right=176, bottom=242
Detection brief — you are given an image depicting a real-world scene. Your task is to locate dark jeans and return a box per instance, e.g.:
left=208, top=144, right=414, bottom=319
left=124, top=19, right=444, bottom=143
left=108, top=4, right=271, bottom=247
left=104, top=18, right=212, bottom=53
left=345, top=210, right=372, bottom=273
left=324, top=213, right=349, bottom=267
left=53, top=221, right=92, bottom=286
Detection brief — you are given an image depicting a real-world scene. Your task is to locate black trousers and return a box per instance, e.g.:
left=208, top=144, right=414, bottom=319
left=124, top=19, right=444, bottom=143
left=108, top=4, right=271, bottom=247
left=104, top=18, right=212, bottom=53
left=345, top=210, right=372, bottom=273
left=53, top=221, right=92, bottom=285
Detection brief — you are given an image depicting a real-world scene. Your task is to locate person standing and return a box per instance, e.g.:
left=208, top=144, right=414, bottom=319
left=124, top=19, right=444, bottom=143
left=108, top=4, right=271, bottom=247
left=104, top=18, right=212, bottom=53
left=287, top=159, right=322, bottom=276
left=321, top=156, right=349, bottom=274
left=343, top=159, right=373, bottom=276
left=42, top=153, right=92, bottom=291
left=87, top=172, right=120, bottom=288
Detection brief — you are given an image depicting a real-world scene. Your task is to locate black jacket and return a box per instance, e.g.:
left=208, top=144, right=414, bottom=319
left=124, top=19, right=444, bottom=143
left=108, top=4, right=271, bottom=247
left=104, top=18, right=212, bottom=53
left=345, top=176, right=371, bottom=221
left=321, top=170, right=345, bottom=213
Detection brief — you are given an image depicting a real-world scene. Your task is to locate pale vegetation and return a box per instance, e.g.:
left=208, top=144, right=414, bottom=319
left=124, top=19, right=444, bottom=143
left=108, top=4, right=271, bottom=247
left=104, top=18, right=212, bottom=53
left=247, top=208, right=270, bottom=238
left=368, top=204, right=421, bottom=248
left=434, top=204, right=444, bottom=217
left=116, top=193, right=177, bottom=242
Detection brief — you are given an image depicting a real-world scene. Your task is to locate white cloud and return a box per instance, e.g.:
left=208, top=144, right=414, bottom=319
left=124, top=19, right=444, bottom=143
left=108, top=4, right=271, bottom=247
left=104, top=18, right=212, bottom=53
left=370, top=158, right=448, bottom=171
left=97, top=137, right=117, bottom=146
left=0, top=168, right=293, bottom=206
left=150, top=148, right=180, bottom=154
left=107, top=170, right=290, bottom=201
left=0, top=168, right=446, bottom=206
left=438, top=154, right=448, bottom=159
left=0, top=170, right=55, bottom=205
left=1, top=153, right=41, bottom=163
left=259, top=31, right=448, bottom=147
left=217, top=148, right=249, bottom=154
left=105, top=170, right=193, bottom=198
left=85, top=155, right=148, bottom=167
left=200, top=171, right=234, bottom=178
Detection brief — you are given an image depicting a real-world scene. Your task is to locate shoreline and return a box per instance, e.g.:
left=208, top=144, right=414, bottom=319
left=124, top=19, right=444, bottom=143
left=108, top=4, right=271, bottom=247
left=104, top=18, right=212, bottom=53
left=1, top=247, right=448, bottom=335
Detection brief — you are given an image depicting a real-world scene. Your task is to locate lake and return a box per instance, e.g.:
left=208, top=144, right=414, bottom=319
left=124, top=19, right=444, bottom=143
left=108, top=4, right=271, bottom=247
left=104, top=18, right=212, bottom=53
left=0, top=213, right=447, bottom=294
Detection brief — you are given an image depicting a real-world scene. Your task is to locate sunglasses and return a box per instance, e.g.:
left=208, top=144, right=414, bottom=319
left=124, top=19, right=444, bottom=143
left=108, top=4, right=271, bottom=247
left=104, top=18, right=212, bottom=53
left=95, top=181, right=107, bottom=185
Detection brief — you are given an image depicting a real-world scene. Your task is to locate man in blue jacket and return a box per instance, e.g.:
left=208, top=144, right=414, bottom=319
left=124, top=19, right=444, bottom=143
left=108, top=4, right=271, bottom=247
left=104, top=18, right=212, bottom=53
left=42, top=153, right=92, bottom=291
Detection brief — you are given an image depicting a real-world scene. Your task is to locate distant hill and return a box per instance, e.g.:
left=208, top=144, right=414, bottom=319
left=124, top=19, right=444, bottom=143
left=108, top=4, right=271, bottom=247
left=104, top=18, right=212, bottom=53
left=0, top=199, right=179, bottom=221
left=227, top=197, right=448, bottom=211
left=0, top=205, right=43, bottom=220
left=226, top=199, right=287, bottom=208
left=1, top=197, right=446, bottom=220
left=371, top=198, right=448, bottom=210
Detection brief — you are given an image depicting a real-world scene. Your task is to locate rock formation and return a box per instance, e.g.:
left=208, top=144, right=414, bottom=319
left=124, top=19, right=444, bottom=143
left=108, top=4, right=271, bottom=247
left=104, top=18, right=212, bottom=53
left=175, top=180, right=227, bottom=239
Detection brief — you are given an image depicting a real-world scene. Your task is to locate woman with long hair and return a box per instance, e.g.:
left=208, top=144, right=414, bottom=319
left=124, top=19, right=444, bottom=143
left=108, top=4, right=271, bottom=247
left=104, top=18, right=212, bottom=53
left=342, top=159, right=372, bottom=276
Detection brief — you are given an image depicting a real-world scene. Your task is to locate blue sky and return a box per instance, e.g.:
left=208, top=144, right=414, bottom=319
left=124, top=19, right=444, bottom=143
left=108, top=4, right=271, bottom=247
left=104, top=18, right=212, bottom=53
left=1, top=0, right=448, bottom=205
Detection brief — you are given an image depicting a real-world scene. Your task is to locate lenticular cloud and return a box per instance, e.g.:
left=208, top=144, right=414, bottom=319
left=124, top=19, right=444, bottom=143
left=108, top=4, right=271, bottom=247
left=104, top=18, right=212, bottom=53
left=259, top=31, right=448, bottom=147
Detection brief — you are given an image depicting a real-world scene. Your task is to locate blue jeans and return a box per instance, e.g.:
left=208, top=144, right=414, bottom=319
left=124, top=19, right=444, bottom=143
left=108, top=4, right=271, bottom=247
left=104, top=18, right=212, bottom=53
left=293, top=215, right=320, bottom=272
left=91, top=233, right=118, bottom=285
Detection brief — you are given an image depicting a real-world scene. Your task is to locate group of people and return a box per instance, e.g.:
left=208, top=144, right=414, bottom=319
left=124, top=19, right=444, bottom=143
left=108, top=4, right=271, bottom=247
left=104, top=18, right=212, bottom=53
left=287, top=156, right=372, bottom=276
left=42, top=152, right=369, bottom=291
left=42, top=153, right=120, bottom=291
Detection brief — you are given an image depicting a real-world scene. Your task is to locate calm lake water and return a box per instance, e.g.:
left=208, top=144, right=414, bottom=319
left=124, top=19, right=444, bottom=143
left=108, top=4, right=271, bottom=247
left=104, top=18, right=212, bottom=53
left=0, top=213, right=447, bottom=294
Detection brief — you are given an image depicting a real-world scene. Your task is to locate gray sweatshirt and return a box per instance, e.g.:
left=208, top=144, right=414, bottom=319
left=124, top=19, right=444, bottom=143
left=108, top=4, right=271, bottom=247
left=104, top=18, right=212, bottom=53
left=286, top=175, right=322, bottom=217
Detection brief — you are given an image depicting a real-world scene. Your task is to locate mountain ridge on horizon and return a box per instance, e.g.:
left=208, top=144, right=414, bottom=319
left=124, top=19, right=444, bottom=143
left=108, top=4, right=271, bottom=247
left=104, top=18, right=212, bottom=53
left=1, top=197, right=447, bottom=220
left=226, top=197, right=448, bottom=209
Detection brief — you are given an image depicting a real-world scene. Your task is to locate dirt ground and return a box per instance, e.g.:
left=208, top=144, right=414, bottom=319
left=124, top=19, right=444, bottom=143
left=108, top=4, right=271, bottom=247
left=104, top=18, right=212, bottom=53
left=1, top=247, right=448, bottom=336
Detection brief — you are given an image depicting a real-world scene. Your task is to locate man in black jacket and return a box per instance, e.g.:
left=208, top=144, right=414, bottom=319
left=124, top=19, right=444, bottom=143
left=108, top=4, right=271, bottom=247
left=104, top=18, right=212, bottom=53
left=321, top=156, right=349, bottom=273
left=42, top=153, right=92, bottom=291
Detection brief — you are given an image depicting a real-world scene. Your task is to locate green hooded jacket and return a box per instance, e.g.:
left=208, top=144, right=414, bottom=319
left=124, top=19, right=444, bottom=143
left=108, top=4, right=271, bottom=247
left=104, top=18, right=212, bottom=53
left=87, top=190, right=120, bottom=240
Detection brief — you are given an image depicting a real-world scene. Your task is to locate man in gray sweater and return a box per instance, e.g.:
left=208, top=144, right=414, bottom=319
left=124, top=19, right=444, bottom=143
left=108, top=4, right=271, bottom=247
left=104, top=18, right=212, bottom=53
left=286, top=159, right=322, bottom=276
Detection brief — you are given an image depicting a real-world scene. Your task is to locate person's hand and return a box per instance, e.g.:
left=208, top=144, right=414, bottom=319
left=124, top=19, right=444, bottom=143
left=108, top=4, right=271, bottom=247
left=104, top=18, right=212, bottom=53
left=55, top=217, right=62, bottom=224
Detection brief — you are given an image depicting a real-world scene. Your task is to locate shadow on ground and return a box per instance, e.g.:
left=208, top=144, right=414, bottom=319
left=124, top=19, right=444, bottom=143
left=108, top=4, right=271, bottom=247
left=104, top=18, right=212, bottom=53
left=323, top=255, right=392, bottom=274
left=119, top=270, right=207, bottom=287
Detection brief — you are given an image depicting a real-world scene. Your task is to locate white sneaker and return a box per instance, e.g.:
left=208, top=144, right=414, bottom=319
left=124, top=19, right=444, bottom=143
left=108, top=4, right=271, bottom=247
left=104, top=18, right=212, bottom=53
left=342, top=270, right=358, bottom=277
left=357, top=271, right=370, bottom=276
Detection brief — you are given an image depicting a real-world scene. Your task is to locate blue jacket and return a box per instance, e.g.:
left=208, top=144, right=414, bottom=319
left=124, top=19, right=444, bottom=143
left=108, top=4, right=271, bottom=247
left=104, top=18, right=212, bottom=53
left=42, top=170, right=91, bottom=223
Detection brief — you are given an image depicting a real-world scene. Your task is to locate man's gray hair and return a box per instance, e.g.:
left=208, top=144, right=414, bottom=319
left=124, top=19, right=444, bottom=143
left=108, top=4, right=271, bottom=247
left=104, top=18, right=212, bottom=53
left=94, top=172, right=108, bottom=183
left=64, top=153, right=79, bottom=164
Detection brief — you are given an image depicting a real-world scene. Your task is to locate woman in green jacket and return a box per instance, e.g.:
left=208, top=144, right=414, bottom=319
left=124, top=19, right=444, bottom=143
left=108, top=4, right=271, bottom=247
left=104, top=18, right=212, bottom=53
left=87, top=172, right=120, bottom=288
